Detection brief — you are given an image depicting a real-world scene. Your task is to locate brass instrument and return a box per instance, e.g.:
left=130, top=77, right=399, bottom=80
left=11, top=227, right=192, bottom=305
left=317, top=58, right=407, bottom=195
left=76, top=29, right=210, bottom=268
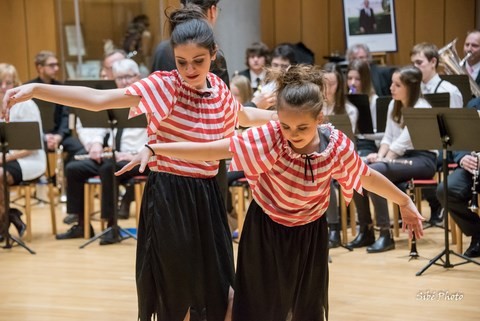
left=468, top=152, right=480, bottom=214
left=438, top=38, right=480, bottom=97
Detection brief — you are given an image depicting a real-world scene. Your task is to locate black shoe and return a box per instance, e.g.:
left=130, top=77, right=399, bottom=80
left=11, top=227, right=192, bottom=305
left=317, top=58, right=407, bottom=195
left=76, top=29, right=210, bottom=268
left=464, top=236, right=480, bottom=258
left=328, top=223, right=341, bottom=248
left=428, top=208, right=444, bottom=225
left=56, top=224, right=94, bottom=240
left=117, top=202, right=131, bottom=220
left=347, top=225, right=375, bottom=248
left=0, top=234, right=4, bottom=242
left=367, top=229, right=395, bottom=253
left=99, top=229, right=121, bottom=245
left=63, top=214, right=78, bottom=225
left=8, top=208, right=26, bottom=237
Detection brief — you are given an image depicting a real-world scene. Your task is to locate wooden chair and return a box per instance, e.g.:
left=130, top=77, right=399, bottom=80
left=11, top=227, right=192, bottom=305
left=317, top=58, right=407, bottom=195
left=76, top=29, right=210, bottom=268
left=230, top=178, right=252, bottom=240
left=10, top=176, right=57, bottom=242
left=339, top=190, right=356, bottom=244
left=129, top=176, right=147, bottom=227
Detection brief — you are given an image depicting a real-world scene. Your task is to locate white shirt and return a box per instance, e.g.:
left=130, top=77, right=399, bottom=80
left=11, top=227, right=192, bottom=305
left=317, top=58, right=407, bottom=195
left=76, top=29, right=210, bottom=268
left=249, top=70, right=266, bottom=89
left=381, top=98, right=431, bottom=156
left=422, top=74, right=463, bottom=107
left=8, top=100, right=46, bottom=180
left=466, top=61, right=480, bottom=81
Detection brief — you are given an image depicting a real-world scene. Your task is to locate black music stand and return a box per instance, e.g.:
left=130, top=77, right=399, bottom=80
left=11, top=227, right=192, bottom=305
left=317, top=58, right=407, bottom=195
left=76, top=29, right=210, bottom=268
left=73, top=108, right=146, bottom=249
left=0, top=122, right=42, bottom=255
left=403, top=108, right=480, bottom=275
left=375, top=95, right=391, bottom=133
left=423, top=93, right=450, bottom=108
left=347, top=94, right=375, bottom=134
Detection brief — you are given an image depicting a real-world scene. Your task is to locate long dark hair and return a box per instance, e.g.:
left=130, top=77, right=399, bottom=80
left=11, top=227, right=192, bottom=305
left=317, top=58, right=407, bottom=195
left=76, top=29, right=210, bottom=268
left=168, top=5, right=217, bottom=56
left=273, top=65, right=326, bottom=119
left=322, top=62, right=347, bottom=115
left=391, top=66, right=423, bottom=125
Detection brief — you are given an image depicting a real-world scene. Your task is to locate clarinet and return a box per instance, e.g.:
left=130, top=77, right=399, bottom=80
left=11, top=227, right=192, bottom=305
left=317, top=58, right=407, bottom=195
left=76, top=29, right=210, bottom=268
left=361, top=157, right=413, bottom=166
left=468, top=152, right=480, bottom=214
left=406, top=179, right=419, bottom=259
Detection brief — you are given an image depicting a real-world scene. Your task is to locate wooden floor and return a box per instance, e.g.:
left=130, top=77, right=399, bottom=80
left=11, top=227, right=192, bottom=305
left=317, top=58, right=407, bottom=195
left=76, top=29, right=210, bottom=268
left=1, top=193, right=479, bottom=321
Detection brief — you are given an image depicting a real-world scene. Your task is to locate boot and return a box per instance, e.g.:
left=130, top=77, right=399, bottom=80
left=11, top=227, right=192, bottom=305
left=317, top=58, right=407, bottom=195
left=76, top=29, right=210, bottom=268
left=118, top=185, right=134, bottom=219
left=346, top=225, right=375, bottom=248
left=328, top=223, right=341, bottom=248
left=8, top=208, right=26, bottom=238
left=367, top=228, right=395, bottom=253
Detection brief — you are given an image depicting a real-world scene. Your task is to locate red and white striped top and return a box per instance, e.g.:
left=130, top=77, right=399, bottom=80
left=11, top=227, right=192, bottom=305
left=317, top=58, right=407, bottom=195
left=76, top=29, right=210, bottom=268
left=229, top=121, right=370, bottom=227
left=126, top=70, right=241, bottom=178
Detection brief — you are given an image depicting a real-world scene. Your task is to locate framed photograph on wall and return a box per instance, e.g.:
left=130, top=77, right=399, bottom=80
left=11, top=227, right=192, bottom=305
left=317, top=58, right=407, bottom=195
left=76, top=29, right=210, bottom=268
left=342, top=0, right=398, bottom=53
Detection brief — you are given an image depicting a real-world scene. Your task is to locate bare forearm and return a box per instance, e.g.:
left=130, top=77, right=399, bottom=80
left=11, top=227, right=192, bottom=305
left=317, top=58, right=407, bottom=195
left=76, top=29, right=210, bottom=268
left=149, top=138, right=232, bottom=161
left=360, top=169, right=410, bottom=206
left=238, top=106, right=276, bottom=127
left=33, top=84, right=139, bottom=111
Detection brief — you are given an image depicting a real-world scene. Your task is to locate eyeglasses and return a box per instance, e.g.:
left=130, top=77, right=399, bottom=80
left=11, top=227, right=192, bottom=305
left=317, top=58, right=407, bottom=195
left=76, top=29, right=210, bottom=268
left=115, top=74, right=138, bottom=82
left=43, top=63, right=60, bottom=68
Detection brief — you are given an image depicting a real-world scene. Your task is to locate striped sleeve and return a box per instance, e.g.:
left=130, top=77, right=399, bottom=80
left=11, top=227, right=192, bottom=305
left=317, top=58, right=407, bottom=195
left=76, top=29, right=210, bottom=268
left=229, top=121, right=281, bottom=176
left=125, top=71, right=176, bottom=121
left=331, top=129, right=370, bottom=204
left=218, top=78, right=242, bottom=137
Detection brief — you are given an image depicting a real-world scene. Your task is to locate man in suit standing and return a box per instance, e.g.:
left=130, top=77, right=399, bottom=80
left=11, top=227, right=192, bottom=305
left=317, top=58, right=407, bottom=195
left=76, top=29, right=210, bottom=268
left=359, top=0, right=376, bottom=34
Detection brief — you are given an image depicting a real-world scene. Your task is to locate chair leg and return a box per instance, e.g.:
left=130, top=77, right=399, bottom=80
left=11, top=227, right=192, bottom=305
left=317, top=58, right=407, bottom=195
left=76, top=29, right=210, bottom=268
left=24, top=186, right=32, bottom=242
left=84, top=184, right=91, bottom=239
left=449, top=214, right=457, bottom=245
left=47, top=183, right=57, bottom=235
left=134, top=182, right=144, bottom=228
left=231, top=186, right=245, bottom=239
left=340, top=195, right=348, bottom=244
left=392, top=203, right=400, bottom=238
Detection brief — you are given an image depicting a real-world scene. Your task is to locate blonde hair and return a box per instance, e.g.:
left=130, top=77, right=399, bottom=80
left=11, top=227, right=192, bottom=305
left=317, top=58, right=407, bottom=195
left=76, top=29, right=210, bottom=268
left=0, top=63, right=21, bottom=86
left=230, top=75, right=253, bottom=104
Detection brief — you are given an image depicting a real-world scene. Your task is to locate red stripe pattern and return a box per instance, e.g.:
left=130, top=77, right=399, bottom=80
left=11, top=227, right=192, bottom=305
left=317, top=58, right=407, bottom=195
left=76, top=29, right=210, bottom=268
left=230, top=121, right=370, bottom=226
left=126, top=70, right=241, bottom=177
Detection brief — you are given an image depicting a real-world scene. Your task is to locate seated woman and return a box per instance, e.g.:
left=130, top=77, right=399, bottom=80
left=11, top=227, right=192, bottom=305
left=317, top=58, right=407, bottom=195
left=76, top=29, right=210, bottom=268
left=322, top=63, right=359, bottom=247
left=0, top=63, right=46, bottom=241
left=348, top=66, right=437, bottom=253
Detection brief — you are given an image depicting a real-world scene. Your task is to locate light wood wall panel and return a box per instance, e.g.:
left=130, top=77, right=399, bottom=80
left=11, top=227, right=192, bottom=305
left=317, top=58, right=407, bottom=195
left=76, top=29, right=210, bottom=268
left=0, top=0, right=30, bottom=80
left=302, top=0, right=328, bottom=65
left=261, top=0, right=476, bottom=67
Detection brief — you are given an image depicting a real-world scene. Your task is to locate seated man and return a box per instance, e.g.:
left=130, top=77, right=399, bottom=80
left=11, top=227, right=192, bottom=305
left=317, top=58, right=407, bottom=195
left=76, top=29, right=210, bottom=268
left=436, top=151, right=480, bottom=258
left=56, top=59, right=149, bottom=245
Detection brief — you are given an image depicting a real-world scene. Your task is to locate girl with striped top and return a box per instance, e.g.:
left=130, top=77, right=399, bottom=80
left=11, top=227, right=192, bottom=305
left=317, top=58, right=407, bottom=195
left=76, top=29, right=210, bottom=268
left=116, top=65, right=425, bottom=321
left=3, top=5, right=277, bottom=321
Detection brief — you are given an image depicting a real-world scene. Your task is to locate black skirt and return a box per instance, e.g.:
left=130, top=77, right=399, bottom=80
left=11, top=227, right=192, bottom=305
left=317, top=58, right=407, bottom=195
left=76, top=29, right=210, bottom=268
left=136, top=172, right=235, bottom=321
left=233, top=201, right=329, bottom=321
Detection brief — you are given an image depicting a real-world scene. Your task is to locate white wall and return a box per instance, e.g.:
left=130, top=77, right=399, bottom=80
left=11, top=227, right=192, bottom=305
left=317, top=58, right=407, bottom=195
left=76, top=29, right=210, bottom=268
left=214, top=0, right=261, bottom=79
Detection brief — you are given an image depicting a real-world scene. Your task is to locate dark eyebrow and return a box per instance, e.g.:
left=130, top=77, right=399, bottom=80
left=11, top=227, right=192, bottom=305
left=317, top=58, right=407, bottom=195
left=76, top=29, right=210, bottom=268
left=175, top=54, right=207, bottom=60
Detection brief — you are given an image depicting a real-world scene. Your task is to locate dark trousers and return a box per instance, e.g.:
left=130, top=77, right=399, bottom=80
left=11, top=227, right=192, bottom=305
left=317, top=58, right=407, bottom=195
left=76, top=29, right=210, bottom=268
left=66, top=158, right=148, bottom=224
left=354, top=151, right=437, bottom=228
left=437, top=168, right=480, bottom=237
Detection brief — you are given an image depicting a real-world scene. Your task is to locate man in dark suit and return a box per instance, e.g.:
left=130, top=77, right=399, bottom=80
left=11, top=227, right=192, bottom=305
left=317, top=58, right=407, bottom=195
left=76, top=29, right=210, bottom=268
left=437, top=151, right=480, bottom=258
left=359, top=0, right=376, bottom=34
left=27, top=51, right=84, bottom=161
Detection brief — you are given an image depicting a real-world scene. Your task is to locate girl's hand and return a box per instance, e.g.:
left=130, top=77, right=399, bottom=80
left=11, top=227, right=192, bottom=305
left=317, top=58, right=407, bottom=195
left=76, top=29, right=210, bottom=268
left=115, top=146, right=151, bottom=176
left=2, top=84, right=36, bottom=121
left=366, top=153, right=378, bottom=163
left=399, top=199, right=425, bottom=239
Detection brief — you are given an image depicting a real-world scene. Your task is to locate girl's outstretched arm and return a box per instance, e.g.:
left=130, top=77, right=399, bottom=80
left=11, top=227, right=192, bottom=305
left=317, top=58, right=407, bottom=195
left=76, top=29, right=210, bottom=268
left=238, top=106, right=277, bottom=127
left=360, top=169, right=425, bottom=238
left=115, top=138, right=232, bottom=176
left=2, top=83, right=140, bottom=118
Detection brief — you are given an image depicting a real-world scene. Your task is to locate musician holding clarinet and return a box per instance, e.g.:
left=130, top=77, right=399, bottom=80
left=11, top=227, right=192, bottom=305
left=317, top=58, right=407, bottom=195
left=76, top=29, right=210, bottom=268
left=55, top=58, right=149, bottom=244
left=348, top=66, right=438, bottom=253
left=436, top=151, right=480, bottom=258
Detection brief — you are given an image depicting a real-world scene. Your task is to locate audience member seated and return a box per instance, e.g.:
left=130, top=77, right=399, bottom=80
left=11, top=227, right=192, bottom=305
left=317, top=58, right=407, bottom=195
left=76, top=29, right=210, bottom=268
left=437, top=151, right=480, bottom=258
left=0, top=63, right=46, bottom=242
left=56, top=59, right=149, bottom=245
left=322, top=62, right=359, bottom=247
left=349, top=66, right=437, bottom=253
left=346, top=59, right=379, bottom=156
left=237, top=41, right=270, bottom=91
left=26, top=51, right=84, bottom=163
left=410, top=42, right=464, bottom=225
left=345, top=43, right=394, bottom=96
